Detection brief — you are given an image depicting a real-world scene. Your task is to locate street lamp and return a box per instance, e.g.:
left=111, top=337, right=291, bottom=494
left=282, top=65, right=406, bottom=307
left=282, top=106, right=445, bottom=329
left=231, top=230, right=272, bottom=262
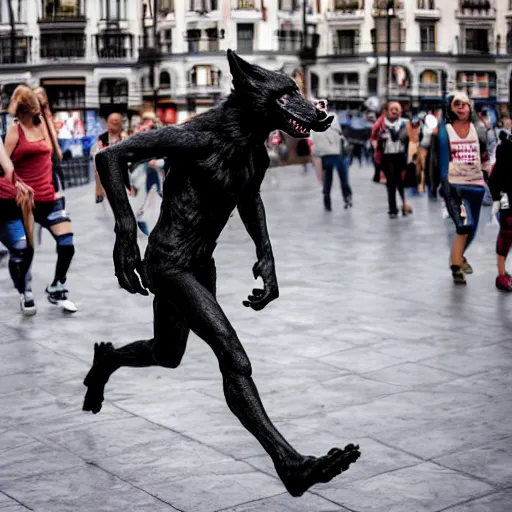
left=298, top=0, right=318, bottom=98
left=386, top=0, right=395, bottom=101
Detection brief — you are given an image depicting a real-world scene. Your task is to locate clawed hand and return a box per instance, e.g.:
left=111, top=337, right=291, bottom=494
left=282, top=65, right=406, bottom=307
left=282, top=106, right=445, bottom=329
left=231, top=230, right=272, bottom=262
left=113, top=232, right=149, bottom=296
left=243, top=258, right=279, bottom=311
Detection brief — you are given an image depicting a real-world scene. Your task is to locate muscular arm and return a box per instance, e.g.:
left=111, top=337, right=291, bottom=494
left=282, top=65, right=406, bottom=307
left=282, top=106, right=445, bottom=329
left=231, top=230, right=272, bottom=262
left=95, top=125, right=205, bottom=236
left=238, top=191, right=274, bottom=263
left=238, top=190, right=279, bottom=310
left=237, top=147, right=279, bottom=310
left=96, top=125, right=209, bottom=295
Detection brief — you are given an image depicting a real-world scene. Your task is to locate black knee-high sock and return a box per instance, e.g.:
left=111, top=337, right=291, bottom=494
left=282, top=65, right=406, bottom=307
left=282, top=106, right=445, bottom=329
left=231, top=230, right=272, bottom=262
left=53, top=244, right=75, bottom=285
left=9, top=247, right=33, bottom=294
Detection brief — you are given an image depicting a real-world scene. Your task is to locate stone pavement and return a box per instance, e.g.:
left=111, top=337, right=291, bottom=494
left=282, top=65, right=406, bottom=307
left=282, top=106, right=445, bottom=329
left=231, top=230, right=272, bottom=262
left=1, top=163, right=511, bottom=512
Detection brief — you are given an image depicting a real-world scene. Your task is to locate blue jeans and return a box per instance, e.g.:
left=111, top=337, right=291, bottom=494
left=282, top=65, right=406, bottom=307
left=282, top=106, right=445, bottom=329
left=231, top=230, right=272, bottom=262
left=443, top=183, right=485, bottom=251
left=146, top=168, right=161, bottom=196
left=322, top=154, right=352, bottom=202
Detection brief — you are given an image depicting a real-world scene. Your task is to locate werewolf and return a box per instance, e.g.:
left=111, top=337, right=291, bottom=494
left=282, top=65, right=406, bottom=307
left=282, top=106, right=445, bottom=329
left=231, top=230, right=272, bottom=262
left=83, top=50, right=360, bottom=496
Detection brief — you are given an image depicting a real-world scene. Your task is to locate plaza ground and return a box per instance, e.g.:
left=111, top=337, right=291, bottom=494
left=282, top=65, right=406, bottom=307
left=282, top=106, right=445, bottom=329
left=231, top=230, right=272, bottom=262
left=0, top=163, right=511, bottom=511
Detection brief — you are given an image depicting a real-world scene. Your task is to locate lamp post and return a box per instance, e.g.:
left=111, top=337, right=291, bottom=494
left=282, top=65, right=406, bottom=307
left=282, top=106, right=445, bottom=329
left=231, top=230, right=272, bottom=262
left=7, top=0, right=15, bottom=63
left=152, top=0, right=159, bottom=113
left=298, top=0, right=318, bottom=98
left=301, top=0, right=308, bottom=97
left=385, top=0, right=395, bottom=101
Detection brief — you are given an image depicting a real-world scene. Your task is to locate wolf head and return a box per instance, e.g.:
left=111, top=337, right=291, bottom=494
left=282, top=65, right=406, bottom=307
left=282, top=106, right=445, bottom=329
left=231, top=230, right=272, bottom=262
left=227, top=49, right=333, bottom=138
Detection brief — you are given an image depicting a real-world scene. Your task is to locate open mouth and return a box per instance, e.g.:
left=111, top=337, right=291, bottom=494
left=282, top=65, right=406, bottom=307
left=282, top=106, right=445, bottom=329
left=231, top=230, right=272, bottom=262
left=284, top=114, right=310, bottom=136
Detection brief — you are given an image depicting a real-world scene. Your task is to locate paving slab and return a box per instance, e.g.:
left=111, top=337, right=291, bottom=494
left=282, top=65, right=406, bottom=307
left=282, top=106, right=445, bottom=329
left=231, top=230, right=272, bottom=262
left=0, top=164, right=510, bottom=511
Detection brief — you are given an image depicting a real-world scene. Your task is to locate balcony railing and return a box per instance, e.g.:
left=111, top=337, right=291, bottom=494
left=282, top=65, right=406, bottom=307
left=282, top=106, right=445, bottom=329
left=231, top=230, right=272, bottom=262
left=333, top=43, right=359, bottom=55
left=388, top=84, right=411, bottom=96
left=0, top=36, right=31, bottom=64
left=418, top=84, right=442, bottom=97
left=236, top=0, right=256, bottom=7
left=373, top=0, right=403, bottom=11
left=417, top=0, right=435, bottom=7
left=38, top=13, right=86, bottom=24
left=96, top=33, right=134, bottom=60
left=160, top=41, right=173, bottom=55
left=278, top=36, right=302, bottom=54
left=186, top=83, right=223, bottom=95
left=186, top=37, right=222, bottom=53
left=188, top=0, right=218, bottom=12
left=331, top=85, right=360, bottom=98
left=460, top=0, right=490, bottom=8
left=456, top=83, right=497, bottom=99
left=420, top=42, right=436, bottom=53
left=456, top=1, right=495, bottom=18
left=334, top=0, right=362, bottom=11
left=40, top=35, right=86, bottom=59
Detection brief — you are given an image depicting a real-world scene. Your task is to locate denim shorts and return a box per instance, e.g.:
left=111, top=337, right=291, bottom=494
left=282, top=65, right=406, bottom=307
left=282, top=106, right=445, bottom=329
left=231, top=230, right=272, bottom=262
left=34, top=199, right=70, bottom=229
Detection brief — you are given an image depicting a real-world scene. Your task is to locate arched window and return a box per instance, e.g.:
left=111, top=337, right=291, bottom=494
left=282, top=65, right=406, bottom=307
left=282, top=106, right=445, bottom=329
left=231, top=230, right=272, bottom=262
left=420, top=70, right=438, bottom=85
left=159, top=71, right=171, bottom=88
left=391, top=66, right=411, bottom=88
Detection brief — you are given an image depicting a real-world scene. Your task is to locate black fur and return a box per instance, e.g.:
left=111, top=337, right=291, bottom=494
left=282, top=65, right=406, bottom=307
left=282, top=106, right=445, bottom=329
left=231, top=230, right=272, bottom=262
left=84, top=50, right=360, bottom=496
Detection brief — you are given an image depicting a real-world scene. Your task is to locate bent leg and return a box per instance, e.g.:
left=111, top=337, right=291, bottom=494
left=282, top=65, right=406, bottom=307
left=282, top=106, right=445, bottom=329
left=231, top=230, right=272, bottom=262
left=49, top=221, right=75, bottom=286
left=0, top=220, right=33, bottom=294
left=164, top=271, right=360, bottom=496
left=322, top=157, right=334, bottom=210
left=83, top=292, right=190, bottom=414
left=460, top=186, right=485, bottom=252
left=382, top=161, right=398, bottom=214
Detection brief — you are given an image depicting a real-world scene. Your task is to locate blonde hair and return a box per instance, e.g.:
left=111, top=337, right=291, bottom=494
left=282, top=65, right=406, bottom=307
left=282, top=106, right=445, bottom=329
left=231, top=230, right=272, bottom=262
left=34, top=86, right=49, bottom=107
left=141, top=111, right=156, bottom=121
left=8, top=85, right=42, bottom=124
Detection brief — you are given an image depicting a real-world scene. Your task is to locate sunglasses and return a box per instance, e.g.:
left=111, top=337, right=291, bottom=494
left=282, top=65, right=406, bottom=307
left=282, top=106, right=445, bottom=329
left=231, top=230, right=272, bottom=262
left=452, top=100, right=469, bottom=107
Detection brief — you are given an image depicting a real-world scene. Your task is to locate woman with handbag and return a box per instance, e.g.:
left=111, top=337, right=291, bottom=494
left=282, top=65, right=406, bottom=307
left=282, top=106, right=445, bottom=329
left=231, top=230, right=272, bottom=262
left=438, top=91, right=489, bottom=285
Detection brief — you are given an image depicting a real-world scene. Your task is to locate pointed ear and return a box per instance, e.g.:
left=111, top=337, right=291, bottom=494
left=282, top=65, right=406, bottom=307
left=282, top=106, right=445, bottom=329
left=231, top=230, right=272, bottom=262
left=227, top=49, right=262, bottom=88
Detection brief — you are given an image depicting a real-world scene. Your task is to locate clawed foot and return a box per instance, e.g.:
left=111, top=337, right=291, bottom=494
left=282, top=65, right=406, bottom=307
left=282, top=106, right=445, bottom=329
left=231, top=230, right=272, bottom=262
left=278, top=443, right=361, bottom=497
left=83, top=342, right=116, bottom=414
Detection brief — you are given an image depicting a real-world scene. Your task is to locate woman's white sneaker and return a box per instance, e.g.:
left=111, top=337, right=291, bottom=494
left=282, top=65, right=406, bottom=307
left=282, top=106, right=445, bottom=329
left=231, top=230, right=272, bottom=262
left=20, top=293, right=37, bottom=316
left=45, top=282, right=77, bottom=313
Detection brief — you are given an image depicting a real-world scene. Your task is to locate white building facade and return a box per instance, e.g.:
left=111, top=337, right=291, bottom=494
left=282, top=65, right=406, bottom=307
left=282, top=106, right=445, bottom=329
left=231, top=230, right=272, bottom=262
left=1, top=0, right=511, bottom=127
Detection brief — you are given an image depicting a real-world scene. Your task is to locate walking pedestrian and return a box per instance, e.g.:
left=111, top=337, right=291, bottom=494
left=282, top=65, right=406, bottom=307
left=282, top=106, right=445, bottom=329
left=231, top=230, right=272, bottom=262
left=310, top=100, right=353, bottom=211
left=5, top=85, right=77, bottom=312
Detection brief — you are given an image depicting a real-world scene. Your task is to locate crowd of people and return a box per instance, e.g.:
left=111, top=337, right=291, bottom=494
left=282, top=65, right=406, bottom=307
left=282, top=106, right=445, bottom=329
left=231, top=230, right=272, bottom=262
left=0, top=85, right=167, bottom=317
left=303, top=93, right=512, bottom=292
left=1, top=86, right=512, bottom=320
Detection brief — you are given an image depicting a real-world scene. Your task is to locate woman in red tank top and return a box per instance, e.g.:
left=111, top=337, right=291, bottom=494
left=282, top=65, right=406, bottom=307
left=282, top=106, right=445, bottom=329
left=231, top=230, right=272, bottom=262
left=4, top=85, right=77, bottom=313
